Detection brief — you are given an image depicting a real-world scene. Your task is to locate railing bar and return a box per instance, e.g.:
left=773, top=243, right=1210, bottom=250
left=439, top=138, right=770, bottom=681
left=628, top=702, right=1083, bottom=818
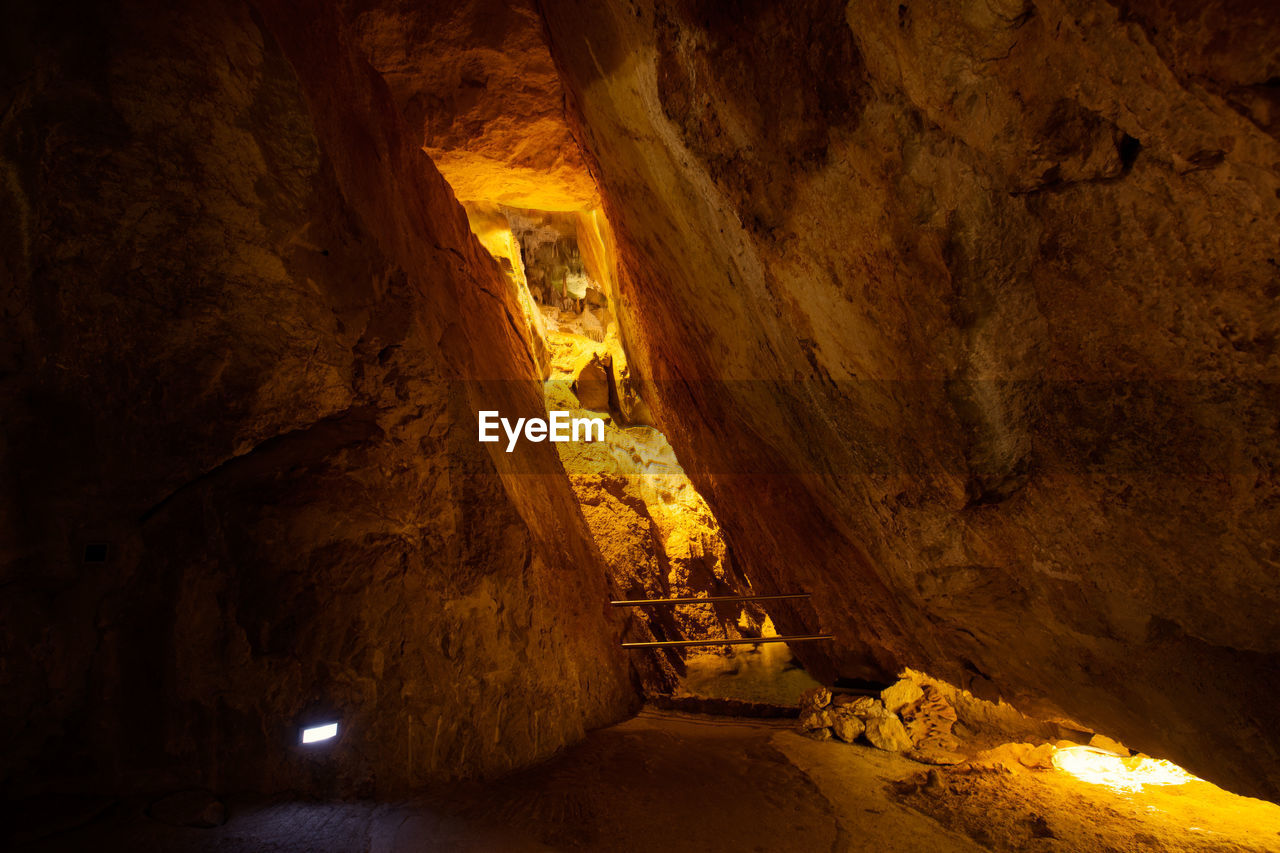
left=621, top=634, right=834, bottom=649
left=611, top=593, right=811, bottom=607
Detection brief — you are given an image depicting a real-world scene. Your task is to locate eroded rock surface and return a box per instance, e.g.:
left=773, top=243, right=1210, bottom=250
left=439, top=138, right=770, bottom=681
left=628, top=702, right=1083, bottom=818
left=7, top=0, right=1280, bottom=808
left=541, top=0, right=1280, bottom=799
left=865, top=715, right=915, bottom=754
left=0, top=0, right=634, bottom=797
left=347, top=0, right=597, bottom=210
left=544, top=333, right=764, bottom=690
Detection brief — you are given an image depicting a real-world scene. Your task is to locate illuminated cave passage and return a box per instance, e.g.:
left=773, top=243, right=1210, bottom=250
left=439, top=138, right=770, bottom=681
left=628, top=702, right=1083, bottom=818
left=462, top=199, right=822, bottom=702
left=4, top=1, right=1280, bottom=851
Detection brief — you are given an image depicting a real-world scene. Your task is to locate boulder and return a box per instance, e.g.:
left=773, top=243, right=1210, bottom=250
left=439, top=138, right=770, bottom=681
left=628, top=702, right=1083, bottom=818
left=881, top=679, right=924, bottom=715
left=901, top=685, right=959, bottom=745
left=799, top=709, right=835, bottom=730
left=970, top=743, right=1036, bottom=774
left=848, top=696, right=888, bottom=719
left=572, top=351, right=612, bottom=410
left=864, top=714, right=913, bottom=752
left=799, top=686, right=832, bottom=711
left=1020, top=743, right=1056, bottom=769
left=604, top=335, right=652, bottom=425
left=832, top=712, right=865, bottom=744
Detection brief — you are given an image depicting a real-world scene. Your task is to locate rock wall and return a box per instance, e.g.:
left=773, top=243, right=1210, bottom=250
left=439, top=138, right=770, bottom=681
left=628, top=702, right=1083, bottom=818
left=457, top=200, right=771, bottom=692
left=0, top=0, right=635, bottom=797
left=546, top=358, right=764, bottom=693
left=345, top=0, right=597, bottom=210
left=541, top=0, right=1280, bottom=799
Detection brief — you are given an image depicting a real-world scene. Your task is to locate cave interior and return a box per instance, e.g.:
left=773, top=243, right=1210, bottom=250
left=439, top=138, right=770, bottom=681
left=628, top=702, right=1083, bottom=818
left=3, top=0, right=1280, bottom=850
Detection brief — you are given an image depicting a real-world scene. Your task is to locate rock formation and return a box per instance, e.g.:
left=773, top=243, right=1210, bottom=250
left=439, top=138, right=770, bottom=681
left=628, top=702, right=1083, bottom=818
left=347, top=0, right=597, bottom=211
left=542, top=309, right=765, bottom=691
left=4, top=0, right=1280, bottom=810
left=541, top=0, right=1280, bottom=799
left=0, top=0, right=635, bottom=797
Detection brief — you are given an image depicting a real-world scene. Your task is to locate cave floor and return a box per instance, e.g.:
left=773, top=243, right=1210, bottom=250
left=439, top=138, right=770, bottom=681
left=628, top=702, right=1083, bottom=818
left=23, top=709, right=1280, bottom=852
left=676, top=643, right=823, bottom=705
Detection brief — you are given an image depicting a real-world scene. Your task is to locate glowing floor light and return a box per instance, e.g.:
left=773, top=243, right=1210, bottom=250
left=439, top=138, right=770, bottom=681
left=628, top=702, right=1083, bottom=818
left=1052, top=745, right=1198, bottom=793
left=300, top=722, right=339, bottom=744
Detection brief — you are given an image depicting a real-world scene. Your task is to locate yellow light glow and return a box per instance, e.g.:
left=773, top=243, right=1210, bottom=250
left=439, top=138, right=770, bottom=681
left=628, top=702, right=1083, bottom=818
left=1052, top=745, right=1199, bottom=793
left=429, top=149, right=598, bottom=212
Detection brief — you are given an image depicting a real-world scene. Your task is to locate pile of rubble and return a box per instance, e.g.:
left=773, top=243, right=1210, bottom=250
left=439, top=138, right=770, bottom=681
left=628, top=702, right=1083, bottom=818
left=799, top=674, right=1142, bottom=777
left=798, top=679, right=967, bottom=765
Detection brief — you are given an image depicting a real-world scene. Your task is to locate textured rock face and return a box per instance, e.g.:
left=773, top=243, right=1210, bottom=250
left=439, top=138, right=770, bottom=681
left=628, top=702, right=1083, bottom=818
left=0, top=0, right=634, bottom=796
left=541, top=0, right=1280, bottom=798
left=7, top=0, right=1280, bottom=807
left=545, top=348, right=760, bottom=691
left=865, top=716, right=915, bottom=754
left=346, top=0, right=597, bottom=210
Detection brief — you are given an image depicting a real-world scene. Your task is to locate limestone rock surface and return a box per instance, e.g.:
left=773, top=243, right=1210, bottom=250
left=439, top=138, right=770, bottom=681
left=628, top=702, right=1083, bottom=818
left=908, top=744, right=967, bottom=767
left=800, top=687, right=833, bottom=711
left=541, top=0, right=1280, bottom=799
left=0, top=0, right=635, bottom=797
left=572, top=350, right=612, bottom=410
left=970, top=743, right=1046, bottom=774
left=800, top=709, right=836, bottom=731
left=1089, top=734, right=1131, bottom=756
left=847, top=697, right=889, bottom=720
left=348, top=0, right=597, bottom=210
left=1020, top=743, right=1057, bottom=770
left=865, top=715, right=914, bottom=753
left=832, top=712, right=866, bottom=744
left=901, top=683, right=961, bottom=747
left=882, top=680, right=925, bottom=715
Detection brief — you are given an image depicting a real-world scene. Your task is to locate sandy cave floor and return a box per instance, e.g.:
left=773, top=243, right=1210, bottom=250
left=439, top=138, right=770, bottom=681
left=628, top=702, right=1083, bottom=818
left=19, top=710, right=1280, bottom=852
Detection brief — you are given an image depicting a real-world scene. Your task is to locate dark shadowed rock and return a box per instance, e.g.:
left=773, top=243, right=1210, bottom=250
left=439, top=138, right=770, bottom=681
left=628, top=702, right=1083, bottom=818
left=0, top=0, right=635, bottom=798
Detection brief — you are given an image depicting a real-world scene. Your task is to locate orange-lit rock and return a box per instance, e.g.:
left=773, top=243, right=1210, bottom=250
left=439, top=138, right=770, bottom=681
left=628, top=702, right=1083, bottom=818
left=882, top=679, right=925, bottom=715
left=832, top=711, right=865, bottom=744
left=542, top=322, right=756, bottom=686
left=347, top=0, right=597, bottom=210
left=571, top=349, right=612, bottom=410
left=542, top=0, right=1280, bottom=799
left=866, top=715, right=915, bottom=753
left=6, top=0, right=1280, bottom=821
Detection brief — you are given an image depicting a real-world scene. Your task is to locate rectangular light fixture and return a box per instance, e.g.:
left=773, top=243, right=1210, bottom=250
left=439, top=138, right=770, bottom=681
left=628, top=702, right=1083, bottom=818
left=300, top=722, right=339, bottom=744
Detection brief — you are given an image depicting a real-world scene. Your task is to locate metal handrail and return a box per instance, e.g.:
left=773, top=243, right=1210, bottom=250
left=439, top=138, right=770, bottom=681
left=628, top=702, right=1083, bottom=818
left=621, top=634, right=833, bottom=649
left=611, top=593, right=810, bottom=607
